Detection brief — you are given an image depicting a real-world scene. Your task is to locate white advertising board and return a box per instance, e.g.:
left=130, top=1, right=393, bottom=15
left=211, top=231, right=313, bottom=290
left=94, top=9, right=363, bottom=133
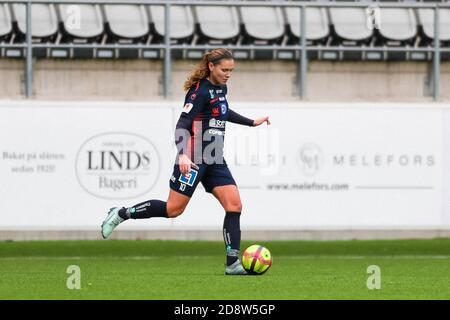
left=0, top=101, right=447, bottom=229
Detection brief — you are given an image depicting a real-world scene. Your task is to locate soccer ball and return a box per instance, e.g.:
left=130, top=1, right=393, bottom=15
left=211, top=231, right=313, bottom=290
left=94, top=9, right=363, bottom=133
left=242, top=244, right=272, bottom=275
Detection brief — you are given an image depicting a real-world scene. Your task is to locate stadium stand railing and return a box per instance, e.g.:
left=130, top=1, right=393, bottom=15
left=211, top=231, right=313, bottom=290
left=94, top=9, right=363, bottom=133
left=0, top=0, right=448, bottom=99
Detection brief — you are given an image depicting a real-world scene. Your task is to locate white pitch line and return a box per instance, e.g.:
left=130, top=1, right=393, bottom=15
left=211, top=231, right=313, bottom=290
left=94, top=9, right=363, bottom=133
left=279, top=255, right=450, bottom=260
left=1, top=255, right=450, bottom=260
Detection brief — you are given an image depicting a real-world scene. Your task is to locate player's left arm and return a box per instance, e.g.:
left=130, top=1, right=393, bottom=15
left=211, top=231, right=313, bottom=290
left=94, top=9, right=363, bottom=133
left=228, top=109, right=271, bottom=127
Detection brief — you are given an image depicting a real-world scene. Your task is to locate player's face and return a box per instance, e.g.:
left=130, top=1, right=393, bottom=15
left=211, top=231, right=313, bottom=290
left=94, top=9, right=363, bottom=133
left=209, top=59, right=234, bottom=85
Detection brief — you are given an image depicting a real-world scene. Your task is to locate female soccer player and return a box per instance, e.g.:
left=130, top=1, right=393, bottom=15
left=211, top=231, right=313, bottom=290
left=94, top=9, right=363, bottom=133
left=101, top=48, right=270, bottom=275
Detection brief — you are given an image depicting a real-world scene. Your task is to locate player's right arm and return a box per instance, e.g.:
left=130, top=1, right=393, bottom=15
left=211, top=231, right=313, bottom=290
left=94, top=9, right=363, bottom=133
left=175, top=83, right=207, bottom=174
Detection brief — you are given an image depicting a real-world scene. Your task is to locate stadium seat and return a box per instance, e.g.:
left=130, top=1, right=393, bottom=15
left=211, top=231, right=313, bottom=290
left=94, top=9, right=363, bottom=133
left=328, top=7, right=373, bottom=60
left=11, top=3, right=58, bottom=41
left=376, top=8, right=418, bottom=60
left=285, top=7, right=329, bottom=44
left=284, top=6, right=329, bottom=60
left=329, top=7, right=372, bottom=45
left=58, top=4, right=105, bottom=58
left=0, top=4, right=12, bottom=40
left=147, top=5, right=194, bottom=44
left=147, top=5, right=195, bottom=59
left=239, top=5, right=285, bottom=59
left=417, top=8, right=450, bottom=42
left=377, top=8, right=418, bottom=46
left=10, top=3, right=58, bottom=58
left=104, top=5, right=149, bottom=43
left=417, top=8, right=450, bottom=60
left=103, top=4, right=150, bottom=59
left=194, top=5, right=240, bottom=45
left=240, top=5, right=285, bottom=45
left=0, top=4, right=13, bottom=57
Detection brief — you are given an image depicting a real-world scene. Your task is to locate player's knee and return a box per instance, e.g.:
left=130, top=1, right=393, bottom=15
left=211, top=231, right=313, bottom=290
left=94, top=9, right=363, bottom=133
left=226, top=200, right=242, bottom=213
left=167, top=206, right=185, bottom=218
left=166, top=202, right=186, bottom=218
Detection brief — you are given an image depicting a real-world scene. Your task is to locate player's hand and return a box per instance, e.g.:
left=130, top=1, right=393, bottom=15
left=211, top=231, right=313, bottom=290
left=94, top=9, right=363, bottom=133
left=179, top=154, right=194, bottom=175
left=253, top=116, right=271, bottom=127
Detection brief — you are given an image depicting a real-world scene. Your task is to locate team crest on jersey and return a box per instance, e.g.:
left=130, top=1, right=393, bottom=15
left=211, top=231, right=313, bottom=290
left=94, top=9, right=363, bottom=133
left=212, top=107, right=220, bottom=117
left=183, top=103, right=193, bottom=113
left=190, top=93, right=197, bottom=100
left=220, top=104, right=227, bottom=115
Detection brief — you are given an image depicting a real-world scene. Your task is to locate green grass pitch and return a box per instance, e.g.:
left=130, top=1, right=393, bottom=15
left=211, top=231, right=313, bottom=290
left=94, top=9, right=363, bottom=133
left=1, top=239, right=450, bottom=299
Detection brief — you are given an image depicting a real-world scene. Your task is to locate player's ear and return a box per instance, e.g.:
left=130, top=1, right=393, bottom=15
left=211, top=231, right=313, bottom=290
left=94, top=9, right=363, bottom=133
left=208, top=62, right=214, bottom=72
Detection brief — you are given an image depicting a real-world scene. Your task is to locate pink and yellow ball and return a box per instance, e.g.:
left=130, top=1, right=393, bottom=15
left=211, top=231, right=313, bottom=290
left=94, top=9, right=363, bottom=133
left=242, top=244, right=273, bottom=275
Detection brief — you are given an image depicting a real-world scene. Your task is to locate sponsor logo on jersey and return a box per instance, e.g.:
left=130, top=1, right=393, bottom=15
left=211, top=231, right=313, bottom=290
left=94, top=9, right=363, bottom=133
left=212, top=107, right=220, bottom=117
left=183, top=103, right=194, bottom=113
left=216, top=89, right=223, bottom=94
left=209, top=90, right=215, bottom=99
left=178, top=168, right=198, bottom=187
left=209, top=118, right=226, bottom=128
left=219, top=96, right=225, bottom=101
left=208, top=129, right=225, bottom=136
left=220, top=104, right=227, bottom=115
left=210, top=97, right=219, bottom=104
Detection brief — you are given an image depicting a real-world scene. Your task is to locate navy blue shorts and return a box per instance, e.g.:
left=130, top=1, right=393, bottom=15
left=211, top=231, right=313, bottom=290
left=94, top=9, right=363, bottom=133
left=169, top=162, right=237, bottom=197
